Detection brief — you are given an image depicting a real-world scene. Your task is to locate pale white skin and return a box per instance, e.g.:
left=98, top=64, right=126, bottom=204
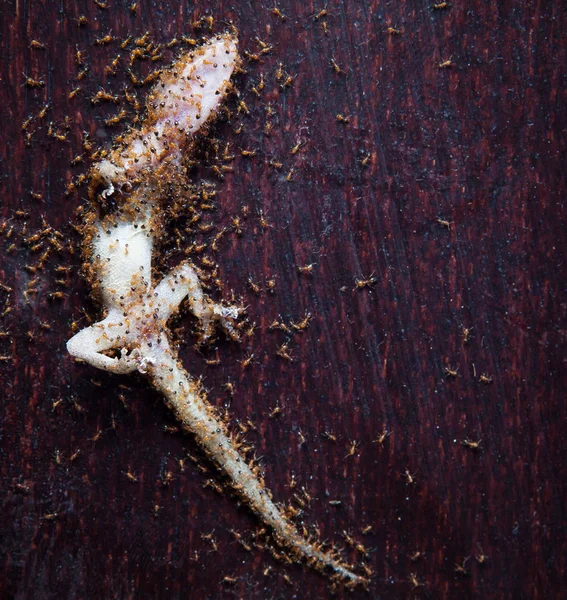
left=67, top=34, right=364, bottom=586
left=94, top=34, right=241, bottom=196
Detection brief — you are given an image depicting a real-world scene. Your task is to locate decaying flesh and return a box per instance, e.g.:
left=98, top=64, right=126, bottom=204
left=67, top=33, right=366, bottom=586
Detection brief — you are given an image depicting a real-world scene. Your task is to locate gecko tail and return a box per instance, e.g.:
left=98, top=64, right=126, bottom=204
left=270, top=524, right=370, bottom=588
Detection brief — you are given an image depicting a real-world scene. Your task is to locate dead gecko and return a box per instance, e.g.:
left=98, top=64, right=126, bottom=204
left=66, top=33, right=366, bottom=587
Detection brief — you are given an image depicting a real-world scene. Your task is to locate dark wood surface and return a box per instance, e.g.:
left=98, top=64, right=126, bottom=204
left=1, top=1, right=565, bottom=598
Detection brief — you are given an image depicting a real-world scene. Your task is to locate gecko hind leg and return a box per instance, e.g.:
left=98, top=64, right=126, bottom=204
left=154, top=262, right=242, bottom=341
left=67, top=316, right=137, bottom=374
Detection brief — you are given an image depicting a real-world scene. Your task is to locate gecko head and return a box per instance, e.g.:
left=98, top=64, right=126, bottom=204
left=88, top=33, right=239, bottom=202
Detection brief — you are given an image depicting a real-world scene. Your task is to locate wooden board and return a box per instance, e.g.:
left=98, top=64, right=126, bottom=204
left=1, top=1, right=565, bottom=598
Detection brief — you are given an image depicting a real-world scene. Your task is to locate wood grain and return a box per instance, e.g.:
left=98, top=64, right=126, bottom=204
left=1, top=1, right=565, bottom=598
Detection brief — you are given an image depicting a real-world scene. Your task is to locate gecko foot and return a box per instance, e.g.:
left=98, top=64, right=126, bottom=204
left=200, top=302, right=243, bottom=342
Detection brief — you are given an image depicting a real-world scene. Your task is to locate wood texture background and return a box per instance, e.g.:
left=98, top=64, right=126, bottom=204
left=1, top=1, right=565, bottom=598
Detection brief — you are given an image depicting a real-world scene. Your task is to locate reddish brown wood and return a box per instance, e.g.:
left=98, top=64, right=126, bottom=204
left=1, top=1, right=565, bottom=598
